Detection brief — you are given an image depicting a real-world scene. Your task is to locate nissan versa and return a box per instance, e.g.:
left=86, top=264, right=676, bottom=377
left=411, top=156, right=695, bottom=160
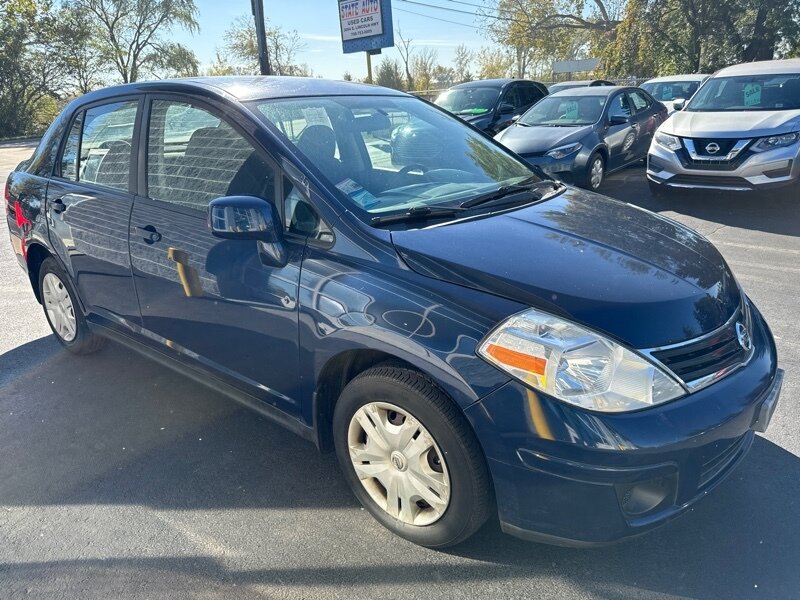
left=5, top=77, right=782, bottom=548
left=648, top=59, right=800, bottom=195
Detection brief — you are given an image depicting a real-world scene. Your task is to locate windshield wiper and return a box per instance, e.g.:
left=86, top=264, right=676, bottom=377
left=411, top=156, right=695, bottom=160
left=459, top=178, right=563, bottom=209
left=370, top=206, right=466, bottom=226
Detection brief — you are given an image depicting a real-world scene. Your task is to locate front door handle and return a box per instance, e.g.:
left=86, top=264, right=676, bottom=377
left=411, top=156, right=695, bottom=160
left=137, top=225, right=162, bottom=245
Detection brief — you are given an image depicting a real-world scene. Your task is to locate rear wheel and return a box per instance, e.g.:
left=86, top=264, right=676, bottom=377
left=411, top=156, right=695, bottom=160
left=333, top=364, right=493, bottom=548
left=38, top=257, right=105, bottom=354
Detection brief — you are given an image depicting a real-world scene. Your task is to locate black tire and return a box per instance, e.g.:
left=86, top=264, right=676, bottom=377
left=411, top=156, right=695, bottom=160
left=333, top=364, right=493, bottom=548
left=38, top=257, right=105, bottom=355
left=579, top=152, right=605, bottom=190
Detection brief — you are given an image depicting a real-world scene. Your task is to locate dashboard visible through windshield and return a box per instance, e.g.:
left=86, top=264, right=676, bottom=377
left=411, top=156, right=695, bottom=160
left=251, top=95, right=542, bottom=223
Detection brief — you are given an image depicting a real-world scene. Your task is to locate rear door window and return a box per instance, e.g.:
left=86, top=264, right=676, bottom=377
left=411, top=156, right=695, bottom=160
left=628, top=90, right=651, bottom=113
left=61, top=101, right=138, bottom=192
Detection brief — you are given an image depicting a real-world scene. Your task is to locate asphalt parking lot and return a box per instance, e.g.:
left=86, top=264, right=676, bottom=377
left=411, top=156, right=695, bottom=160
left=1, top=141, right=798, bottom=599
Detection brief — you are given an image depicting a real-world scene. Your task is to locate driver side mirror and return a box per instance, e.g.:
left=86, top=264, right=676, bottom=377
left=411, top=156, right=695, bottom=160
left=208, top=196, right=282, bottom=242
left=608, top=115, right=630, bottom=126
left=498, top=102, right=515, bottom=115
left=672, top=98, right=686, bottom=111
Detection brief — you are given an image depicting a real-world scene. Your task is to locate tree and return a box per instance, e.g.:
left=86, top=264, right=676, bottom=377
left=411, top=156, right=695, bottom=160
left=222, top=14, right=307, bottom=76
left=411, top=48, right=438, bottom=91
left=0, top=0, right=66, bottom=136
left=375, top=58, right=403, bottom=90
left=476, top=47, right=513, bottom=79
left=342, top=71, right=354, bottom=81
left=395, top=29, right=414, bottom=90
left=453, top=44, right=473, bottom=84
left=52, top=4, right=105, bottom=94
left=69, top=0, right=199, bottom=83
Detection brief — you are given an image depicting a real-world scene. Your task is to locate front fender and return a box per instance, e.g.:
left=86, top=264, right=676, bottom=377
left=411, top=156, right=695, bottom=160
left=296, top=247, right=524, bottom=426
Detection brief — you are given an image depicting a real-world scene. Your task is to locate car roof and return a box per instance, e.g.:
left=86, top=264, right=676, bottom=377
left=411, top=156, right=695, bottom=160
left=643, top=74, right=709, bottom=83
left=549, top=85, right=629, bottom=97
left=450, top=79, right=543, bottom=89
left=71, top=76, right=408, bottom=104
left=715, top=59, right=800, bottom=77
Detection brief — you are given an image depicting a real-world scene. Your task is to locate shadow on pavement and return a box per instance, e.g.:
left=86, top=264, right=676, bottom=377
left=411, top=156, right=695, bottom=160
left=1, top=335, right=798, bottom=597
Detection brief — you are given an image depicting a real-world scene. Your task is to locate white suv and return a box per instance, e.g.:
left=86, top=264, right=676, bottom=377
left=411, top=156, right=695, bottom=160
left=647, top=59, right=800, bottom=196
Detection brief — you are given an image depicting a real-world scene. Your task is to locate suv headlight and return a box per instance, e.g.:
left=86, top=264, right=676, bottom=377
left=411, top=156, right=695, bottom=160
left=546, top=143, right=582, bottom=160
left=478, top=308, right=685, bottom=413
left=751, top=132, right=799, bottom=153
left=654, top=132, right=682, bottom=152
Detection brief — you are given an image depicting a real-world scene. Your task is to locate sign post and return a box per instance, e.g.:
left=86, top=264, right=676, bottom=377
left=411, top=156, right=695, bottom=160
left=251, top=0, right=272, bottom=76
left=338, top=0, right=394, bottom=82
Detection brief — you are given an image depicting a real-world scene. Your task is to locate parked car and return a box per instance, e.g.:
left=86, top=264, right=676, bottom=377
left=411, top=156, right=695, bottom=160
left=648, top=59, right=800, bottom=196
left=640, top=74, right=709, bottom=114
left=495, top=86, right=667, bottom=190
left=548, top=79, right=615, bottom=93
left=6, top=77, right=782, bottom=549
left=433, top=79, right=548, bottom=134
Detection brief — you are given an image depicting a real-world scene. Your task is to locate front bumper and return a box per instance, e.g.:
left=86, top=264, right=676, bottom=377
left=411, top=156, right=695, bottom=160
left=522, top=154, right=579, bottom=184
left=465, top=305, right=780, bottom=545
left=647, top=139, right=800, bottom=191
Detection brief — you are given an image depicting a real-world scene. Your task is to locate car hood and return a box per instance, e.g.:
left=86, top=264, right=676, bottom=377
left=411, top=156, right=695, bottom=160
left=664, top=109, right=800, bottom=138
left=391, top=188, right=740, bottom=349
left=495, top=124, right=592, bottom=154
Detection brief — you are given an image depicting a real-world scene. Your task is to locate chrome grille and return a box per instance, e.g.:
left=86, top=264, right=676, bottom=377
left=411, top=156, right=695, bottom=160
left=649, top=302, right=753, bottom=390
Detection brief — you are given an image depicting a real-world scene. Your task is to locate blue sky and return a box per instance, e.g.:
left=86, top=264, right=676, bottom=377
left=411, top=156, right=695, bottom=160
left=171, top=0, right=489, bottom=79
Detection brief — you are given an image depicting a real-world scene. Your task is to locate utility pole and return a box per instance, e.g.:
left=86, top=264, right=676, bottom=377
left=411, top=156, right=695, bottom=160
left=251, top=0, right=273, bottom=76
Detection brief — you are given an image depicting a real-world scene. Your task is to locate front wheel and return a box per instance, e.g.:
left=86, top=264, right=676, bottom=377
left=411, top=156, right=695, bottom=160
left=580, top=152, right=605, bottom=190
left=333, top=364, right=493, bottom=548
left=39, top=257, right=105, bottom=354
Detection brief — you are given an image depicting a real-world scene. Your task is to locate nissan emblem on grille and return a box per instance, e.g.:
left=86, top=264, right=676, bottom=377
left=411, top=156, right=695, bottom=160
left=705, top=142, right=721, bottom=155
left=736, top=322, right=752, bottom=352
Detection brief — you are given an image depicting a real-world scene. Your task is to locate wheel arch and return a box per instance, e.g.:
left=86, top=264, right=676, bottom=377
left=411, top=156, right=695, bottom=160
left=25, top=242, right=52, bottom=303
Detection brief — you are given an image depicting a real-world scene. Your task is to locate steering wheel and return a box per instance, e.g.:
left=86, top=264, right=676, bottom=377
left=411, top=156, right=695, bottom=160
left=398, top=164, right=429, bottom=179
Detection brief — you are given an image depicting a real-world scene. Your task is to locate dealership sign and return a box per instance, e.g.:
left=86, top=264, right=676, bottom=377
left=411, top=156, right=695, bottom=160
left=339, top=0, right=393, bottom=54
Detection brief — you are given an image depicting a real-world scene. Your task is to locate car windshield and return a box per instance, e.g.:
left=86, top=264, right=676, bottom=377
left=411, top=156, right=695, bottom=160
left=434, top=87, right=499, bottom=116
left=686, top=74, right=800, bottom=111
left=251, top=95, right=539, bottom=219
left=641, top=81, right=702, bottom=101
left=519, top=95, right=605, bottom=126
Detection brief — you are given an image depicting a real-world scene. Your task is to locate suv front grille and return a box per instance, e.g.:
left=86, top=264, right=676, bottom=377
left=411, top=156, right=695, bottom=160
left=650, top=303, right=753, bottom=388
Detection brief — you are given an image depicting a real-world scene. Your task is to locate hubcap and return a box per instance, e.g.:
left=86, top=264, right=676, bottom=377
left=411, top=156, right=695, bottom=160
left=590, top=157, right=604, bottom=189
left=42, top=273, right=77, bottom=342
left=347, top=402, right=450, bottom=526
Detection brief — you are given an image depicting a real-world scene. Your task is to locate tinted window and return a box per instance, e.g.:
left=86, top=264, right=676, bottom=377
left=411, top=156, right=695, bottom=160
left=629, top=90, right=651, bottom=112
left=519, top=85, right=545, bottom=107
left=608, top=94, right=633, bottom=119
left=63, top=101, right=137, bottom=191
left=434, top=87, right=500, bottom=116
left=147, top=100, right=275, bottom=211
left=502, top=86, right=522, bottom=109
left=283, top=175, right=332, bottom=242
left=60, top=112, right=83, bottom=181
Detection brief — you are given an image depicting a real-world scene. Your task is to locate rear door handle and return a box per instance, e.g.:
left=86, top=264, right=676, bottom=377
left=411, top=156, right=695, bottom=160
left=137, top=225, right=162, bottom=244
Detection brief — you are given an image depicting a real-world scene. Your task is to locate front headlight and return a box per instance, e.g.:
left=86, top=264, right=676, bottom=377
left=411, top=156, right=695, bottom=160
left=546, top=143, right=582, bottom=160
left=654, top=132, right=682, bottom=152
left=751, top=132, right=799, bottom=153
left=478, top=308, right=685, bottom=413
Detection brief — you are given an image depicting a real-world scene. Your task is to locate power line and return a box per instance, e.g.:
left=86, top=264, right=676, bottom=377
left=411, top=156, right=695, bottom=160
left=396, top=0, right=522, bottom=24
left=394, top=6, right=481, bottom=29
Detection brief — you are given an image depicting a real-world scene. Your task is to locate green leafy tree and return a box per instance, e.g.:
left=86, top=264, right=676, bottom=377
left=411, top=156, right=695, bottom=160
left=375, top=58, right=404, bottom=90
left=69, top=0, right=199, bottom=83
left=476, top=47, right=513, bottom=79
left=453, top=44, right=473, bottom=83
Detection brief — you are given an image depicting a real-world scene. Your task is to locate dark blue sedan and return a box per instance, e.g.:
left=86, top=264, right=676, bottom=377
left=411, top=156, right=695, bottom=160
left=495, top=86, right=667, bottom=189
left=5, top=77, right=782, bottom=548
